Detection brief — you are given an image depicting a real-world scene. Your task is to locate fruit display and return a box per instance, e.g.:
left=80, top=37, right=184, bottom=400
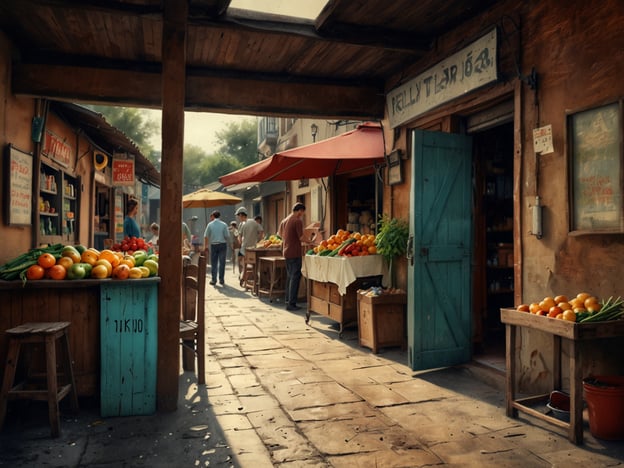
left=306, top=229, right=377, bottom=257
left=111, top=236, right=152, bottom=254
left=257, top=234, right=282, bottom=249
left=515, top=292, right=624, bottom=323
left=0, top=243, right=158, bottom=284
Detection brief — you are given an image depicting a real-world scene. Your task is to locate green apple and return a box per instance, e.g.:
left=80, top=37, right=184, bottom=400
left=133, top=250, right=148, bottom=266
left=147, top=254, right=159, bottom=263
left=67, top=263, right=87, bottom=280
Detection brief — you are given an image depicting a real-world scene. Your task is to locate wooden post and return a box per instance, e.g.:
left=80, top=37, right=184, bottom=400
left=158, top=0, right=187, bottom=412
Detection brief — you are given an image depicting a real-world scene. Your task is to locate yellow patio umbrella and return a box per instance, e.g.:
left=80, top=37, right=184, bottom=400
left=182, top=188, right=242, bottom=208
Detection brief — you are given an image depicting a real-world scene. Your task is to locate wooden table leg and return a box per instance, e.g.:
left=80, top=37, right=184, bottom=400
left=569, top=338, right=583, bottom=444
left=505, top=323, right=517, bottom=418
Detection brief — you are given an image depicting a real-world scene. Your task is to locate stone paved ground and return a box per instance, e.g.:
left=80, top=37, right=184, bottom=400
left=1, top=265, right=623, bottom=466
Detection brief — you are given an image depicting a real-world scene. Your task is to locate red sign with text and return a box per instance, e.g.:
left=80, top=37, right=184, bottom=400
left=112, top=157, right=135, bottom=186
left=42, top=131, right=72, bottom=167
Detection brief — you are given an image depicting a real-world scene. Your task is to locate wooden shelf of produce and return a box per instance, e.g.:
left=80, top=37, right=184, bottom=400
left=500, top=308, right=624, bottom=444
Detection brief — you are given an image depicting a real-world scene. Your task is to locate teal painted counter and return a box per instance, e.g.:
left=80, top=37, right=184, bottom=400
left=0, top=278, right=160, bottom=406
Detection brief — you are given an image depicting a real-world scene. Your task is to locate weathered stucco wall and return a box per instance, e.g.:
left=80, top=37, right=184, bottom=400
left=520, top=0, right=624, bottom=300
left=384, top=0, right=624, bottom=389
left=0, top=30, right=37, bottom=263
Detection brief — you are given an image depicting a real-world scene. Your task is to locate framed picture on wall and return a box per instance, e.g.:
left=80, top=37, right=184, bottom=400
left=568, top=101, right=623, bottom=233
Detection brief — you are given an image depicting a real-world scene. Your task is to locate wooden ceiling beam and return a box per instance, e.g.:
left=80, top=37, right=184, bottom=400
left=12, top=63, right=384, bottom=119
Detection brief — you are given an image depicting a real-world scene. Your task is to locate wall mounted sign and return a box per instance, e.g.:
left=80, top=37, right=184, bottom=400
left=112, top=153, right=135, bottom=186
left=41, top=130, right=72, bottom=167
left=4, top=144, right=33, bottom=226
left=386, top=28, right=498, bottom=128
left=533, top=124, right=554, bottom=154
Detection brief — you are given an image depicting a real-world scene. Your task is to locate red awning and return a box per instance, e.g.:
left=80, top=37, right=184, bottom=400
left=220, top=122, right=385, bottom=186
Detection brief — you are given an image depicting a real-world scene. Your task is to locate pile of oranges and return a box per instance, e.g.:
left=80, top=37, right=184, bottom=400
left=516, top=292, right=601, bottom=322
left=313, top=230, right=377, bottom=256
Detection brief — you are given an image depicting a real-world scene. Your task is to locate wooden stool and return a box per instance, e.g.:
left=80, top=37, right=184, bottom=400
left=0, top=322, right=79, bottom=437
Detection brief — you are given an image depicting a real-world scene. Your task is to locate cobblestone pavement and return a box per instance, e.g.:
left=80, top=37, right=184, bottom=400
left=1, top=265, right=623, bottom=466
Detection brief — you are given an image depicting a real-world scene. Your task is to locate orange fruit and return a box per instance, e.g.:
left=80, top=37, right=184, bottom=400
left=562, top=310, right=577, bottom=322
left=529, top=303, right=541, bottom=314
left=554, top=295, right=569, bottom=304
left=81, top=249, right=99, bottom=266
left=558, top=302, right=572, bottom=311
left=99, top=249, right=120, bottom=267
left=541, top=297, right=556, bottom=310
left=576, top=292, right=591, bottom=303
left=38, top=253, right=57, bottom=269
left=548, top=306, right=562, bottom=318
left=587, top=302, right=602, bottom=314
left=517, top=304, right=530, bottom=312
left=25, top=264, right=45, bottom=280
left=56, top=256, right=74, bottom=269
left=46, top=264, right=67, bottom=280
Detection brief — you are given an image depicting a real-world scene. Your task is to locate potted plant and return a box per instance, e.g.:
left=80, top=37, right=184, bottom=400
left=374, top=214, right=409, bottom=289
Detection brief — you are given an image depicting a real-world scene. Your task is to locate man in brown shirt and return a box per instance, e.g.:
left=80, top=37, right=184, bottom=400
left=278, top=202, right=306, bottom=311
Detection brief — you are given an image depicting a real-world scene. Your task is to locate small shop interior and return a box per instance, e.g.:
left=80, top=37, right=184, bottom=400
left=472, top=121, right=514, bottom=364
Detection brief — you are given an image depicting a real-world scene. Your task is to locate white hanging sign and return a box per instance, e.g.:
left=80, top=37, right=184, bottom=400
left=532, top=124, right=554, bottom=154
left=386, top=28, right=498, bottom=128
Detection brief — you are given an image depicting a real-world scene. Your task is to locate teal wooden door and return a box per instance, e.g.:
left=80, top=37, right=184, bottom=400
left=408, top=129, right=473, bottom=370
left=100, top=280, right=158, bottom=416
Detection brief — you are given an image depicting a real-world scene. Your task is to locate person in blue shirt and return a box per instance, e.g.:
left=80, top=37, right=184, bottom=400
left=124, top=197, right=141, bottom=238
left=203, top=210, right=232, bottom=286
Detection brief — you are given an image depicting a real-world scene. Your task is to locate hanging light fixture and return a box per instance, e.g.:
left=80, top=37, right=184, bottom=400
left=310, top=123, right=318, bottom=142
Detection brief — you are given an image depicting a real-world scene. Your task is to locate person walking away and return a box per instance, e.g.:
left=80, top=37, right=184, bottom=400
left=255, top=215, right=265, bottom=241
left=279, top=203, right=306, bottom=311
left=124, top=197, right=141, bottom=238
left=236, top=207, right=260, bottom=285
left=203, top=210, right=231, bottom=286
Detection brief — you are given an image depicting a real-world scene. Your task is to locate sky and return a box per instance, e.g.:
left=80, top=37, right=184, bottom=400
left=229, top=0, right=326, bottom=19
left=144, top=109, right=255, bottom=154
left=142, top=0, right=328, bottom=153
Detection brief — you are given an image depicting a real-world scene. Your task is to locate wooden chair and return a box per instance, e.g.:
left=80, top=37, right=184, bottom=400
left=179, top=254, right=207, bottom=384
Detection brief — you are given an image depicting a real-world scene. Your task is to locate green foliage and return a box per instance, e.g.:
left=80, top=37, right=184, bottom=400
left=375, top=215, right=409, bottom=288
left=375, top=215, right=409, bottom=263
left=88, top=105, right=159, bottom=159
left=215, top=120, right=258, bottom=166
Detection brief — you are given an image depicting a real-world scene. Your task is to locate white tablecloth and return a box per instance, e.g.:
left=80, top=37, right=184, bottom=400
left=302, top=255, right=389, bottom=295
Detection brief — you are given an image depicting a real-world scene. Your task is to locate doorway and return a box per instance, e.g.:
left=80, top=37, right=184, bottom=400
left=471, top=121, right=514, bottom=365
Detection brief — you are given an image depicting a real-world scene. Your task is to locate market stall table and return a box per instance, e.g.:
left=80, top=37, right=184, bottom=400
left=303, top=255, right=388, bottom=336
left=500, top=308, right=624, bottom=444
left=242, top=247, right=282, bottom=295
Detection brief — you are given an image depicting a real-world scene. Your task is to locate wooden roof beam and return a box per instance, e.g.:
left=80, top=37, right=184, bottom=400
left=12, top=63, right=385, bottom=119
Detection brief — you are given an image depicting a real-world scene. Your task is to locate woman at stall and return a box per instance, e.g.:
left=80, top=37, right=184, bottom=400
left=124, top=197, right=141, bottom=238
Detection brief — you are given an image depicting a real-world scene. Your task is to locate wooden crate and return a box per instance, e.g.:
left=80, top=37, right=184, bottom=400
left=357, top=292, right=407, bottom=353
